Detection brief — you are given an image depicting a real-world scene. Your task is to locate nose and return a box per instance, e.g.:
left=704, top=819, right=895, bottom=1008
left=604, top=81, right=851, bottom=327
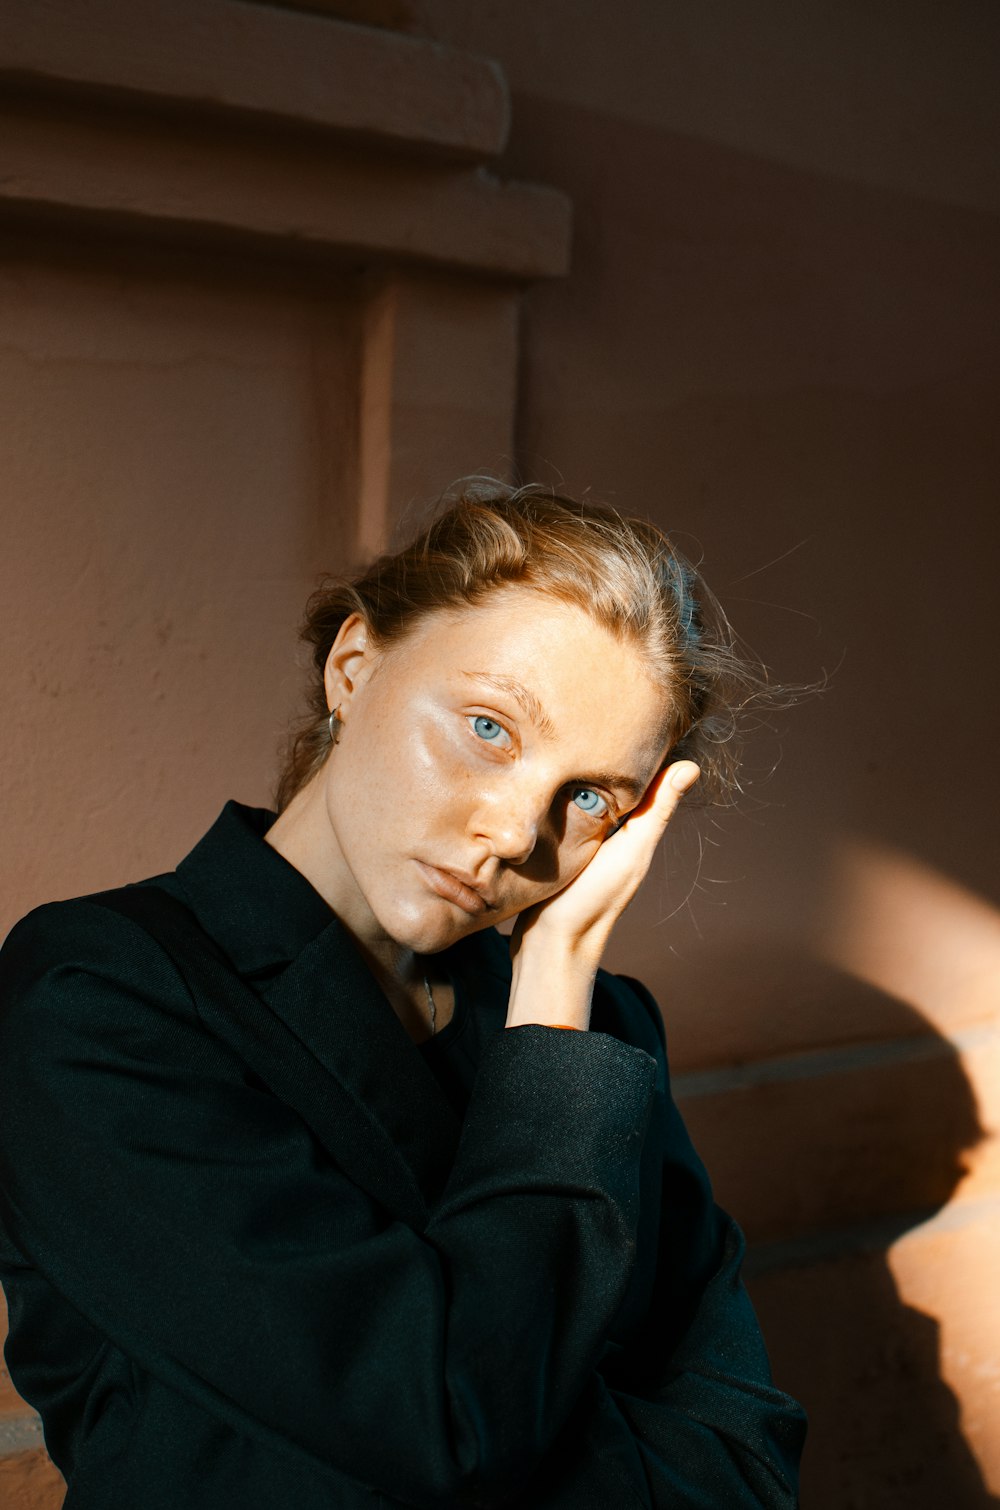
left=473, top=788, right=544, bottom=867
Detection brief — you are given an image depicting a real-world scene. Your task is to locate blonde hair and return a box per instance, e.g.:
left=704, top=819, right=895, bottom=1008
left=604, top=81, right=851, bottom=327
left=273, top=480, right=773, bottom=814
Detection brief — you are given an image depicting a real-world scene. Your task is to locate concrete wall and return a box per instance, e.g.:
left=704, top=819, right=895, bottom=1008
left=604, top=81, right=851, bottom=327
left=2, top=2, right=999, bottom=1504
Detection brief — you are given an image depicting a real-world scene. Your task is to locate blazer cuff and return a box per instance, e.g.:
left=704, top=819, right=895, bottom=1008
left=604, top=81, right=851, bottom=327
left=438, top=1025, right=658, bottom=1210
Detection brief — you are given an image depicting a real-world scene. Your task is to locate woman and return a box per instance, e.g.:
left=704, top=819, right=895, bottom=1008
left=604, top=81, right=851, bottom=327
left=0, top=482, right=806, bottom=1508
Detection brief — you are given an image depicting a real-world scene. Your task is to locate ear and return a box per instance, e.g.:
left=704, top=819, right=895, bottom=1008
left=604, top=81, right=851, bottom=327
left=322, top=612, right=380, bottom=718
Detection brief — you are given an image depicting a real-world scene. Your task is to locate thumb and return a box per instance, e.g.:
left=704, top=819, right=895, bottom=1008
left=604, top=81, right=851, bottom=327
left=646, top=759, right=701, bottom=828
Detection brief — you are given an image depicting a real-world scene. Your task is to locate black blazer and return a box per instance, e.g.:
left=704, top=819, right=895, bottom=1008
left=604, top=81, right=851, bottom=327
left=0, top=801, right=805, bottom=1509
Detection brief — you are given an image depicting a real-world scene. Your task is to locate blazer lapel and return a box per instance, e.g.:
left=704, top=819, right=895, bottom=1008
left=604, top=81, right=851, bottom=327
left=264, top=916, right=464, bottom=1219
left=107, top=878, right=460, bottom=1230
left=149, top=801, right=469, bottom=1227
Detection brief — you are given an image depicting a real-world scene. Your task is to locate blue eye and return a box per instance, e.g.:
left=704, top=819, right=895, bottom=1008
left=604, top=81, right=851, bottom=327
left=572, top=787, right=609, bottom=818
left=471, top=715, right=510, bottom=746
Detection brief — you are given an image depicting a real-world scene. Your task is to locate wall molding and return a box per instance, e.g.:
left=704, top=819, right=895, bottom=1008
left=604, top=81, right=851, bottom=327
left=0, top=0, right=508, bottom=161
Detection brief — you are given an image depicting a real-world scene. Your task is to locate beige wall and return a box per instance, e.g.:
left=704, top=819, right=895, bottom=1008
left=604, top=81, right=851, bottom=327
left=2, top=2, right=999, bottom=1504
left=0, top=245, right=357, bottom=923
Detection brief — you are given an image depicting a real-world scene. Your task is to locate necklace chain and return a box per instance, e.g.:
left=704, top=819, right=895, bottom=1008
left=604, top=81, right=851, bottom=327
left=422, top=974, right=436, bottom=1037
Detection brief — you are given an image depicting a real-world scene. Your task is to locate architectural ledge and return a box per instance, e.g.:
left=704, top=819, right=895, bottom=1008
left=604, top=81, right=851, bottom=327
left=0, top=97, right=571, bottom=280
left=0, top=0, right=509, bottom=163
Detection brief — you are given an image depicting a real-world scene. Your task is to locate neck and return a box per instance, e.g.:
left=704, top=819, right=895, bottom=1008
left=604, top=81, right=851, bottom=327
left=264, top=777, right=432, bottom=998
left=264, top=785, right=401, bottom=972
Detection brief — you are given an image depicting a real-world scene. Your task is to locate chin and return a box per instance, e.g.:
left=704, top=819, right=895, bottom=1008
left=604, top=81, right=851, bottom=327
left=385, top=898, right=496, bottom=956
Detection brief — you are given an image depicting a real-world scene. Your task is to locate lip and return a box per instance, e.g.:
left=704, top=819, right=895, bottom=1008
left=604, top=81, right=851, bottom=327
left=415, top=860, right=495, bottom=915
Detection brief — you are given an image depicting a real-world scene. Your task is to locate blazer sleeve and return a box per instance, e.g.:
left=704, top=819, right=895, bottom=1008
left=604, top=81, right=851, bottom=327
left=0, top=898, right=659, bottom=1509
left=523, top=974, right=807, bottom=1508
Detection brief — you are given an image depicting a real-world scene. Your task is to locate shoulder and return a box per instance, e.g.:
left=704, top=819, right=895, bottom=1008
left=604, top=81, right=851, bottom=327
left=0, top=889, right=261, bottom=1204
left=0, top=888, right=199, bottom=1061
left=2, top=883, right=183, bottom=975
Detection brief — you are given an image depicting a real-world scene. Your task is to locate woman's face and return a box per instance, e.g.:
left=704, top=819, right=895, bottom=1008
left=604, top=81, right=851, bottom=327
left=318, top=586, right=672, bottom=956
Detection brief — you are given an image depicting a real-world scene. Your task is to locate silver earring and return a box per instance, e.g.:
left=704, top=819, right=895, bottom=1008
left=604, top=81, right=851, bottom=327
left=328, top=705, right=342, bottom=745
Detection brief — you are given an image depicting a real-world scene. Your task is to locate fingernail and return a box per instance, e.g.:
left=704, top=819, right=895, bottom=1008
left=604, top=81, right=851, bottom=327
left=669, top=763, right=700, bottom=794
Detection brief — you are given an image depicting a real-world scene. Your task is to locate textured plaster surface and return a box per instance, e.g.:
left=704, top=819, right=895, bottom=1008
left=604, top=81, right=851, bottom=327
left=1, top=248, right=357, bottom=930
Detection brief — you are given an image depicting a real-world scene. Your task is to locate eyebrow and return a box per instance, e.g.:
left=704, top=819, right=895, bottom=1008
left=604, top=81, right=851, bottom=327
left=460, top=670, right=648, bottom=803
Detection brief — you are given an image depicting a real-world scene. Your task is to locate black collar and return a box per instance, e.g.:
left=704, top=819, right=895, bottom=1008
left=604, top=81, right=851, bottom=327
left=164, top=799, right=515, bottom=1218
left=173, top=798, right=511, bottom=992
left=174, top=800, right=336, bottom=978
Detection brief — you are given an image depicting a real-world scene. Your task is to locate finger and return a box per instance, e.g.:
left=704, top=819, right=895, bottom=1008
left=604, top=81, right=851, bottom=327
left=641, top=760, right=701, bottom=830
left=607, top=760, right=698, bottom=856
left=665, top=758, right=701, bottom=800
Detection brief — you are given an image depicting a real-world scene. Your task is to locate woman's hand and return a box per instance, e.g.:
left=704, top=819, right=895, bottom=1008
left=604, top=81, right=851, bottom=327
left=504, top=760, right=699, bottom=1031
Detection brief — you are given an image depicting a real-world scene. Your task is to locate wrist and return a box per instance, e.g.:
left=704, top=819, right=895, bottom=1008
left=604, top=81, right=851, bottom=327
left=505, top=947, right=600, bottom=1031
left=513, top=918, right=611, bottom=976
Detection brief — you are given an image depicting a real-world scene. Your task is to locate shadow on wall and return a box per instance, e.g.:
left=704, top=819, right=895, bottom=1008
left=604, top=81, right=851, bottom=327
left=676, top=949, right=999, bottom=1508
